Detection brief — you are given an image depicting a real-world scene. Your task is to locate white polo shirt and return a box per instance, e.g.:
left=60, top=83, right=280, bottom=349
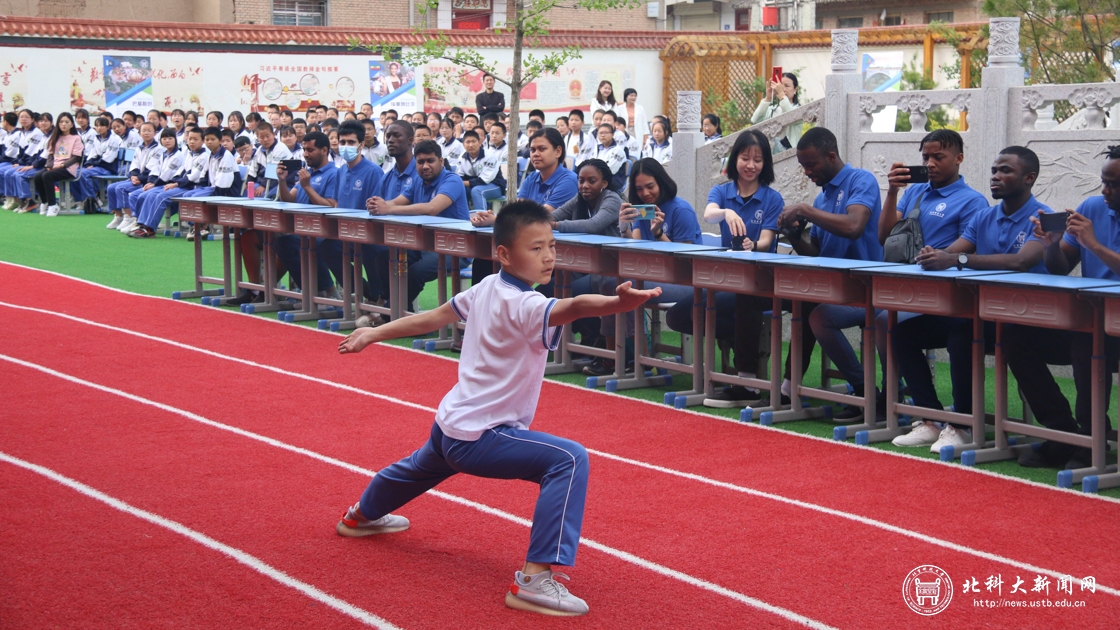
left=438, top=270, right=562, bottom=441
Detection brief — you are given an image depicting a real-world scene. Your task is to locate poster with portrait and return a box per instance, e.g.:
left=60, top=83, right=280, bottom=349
left=369, top=59, right=418, bottom=114
left=69, top=58, right=105, bottom=112
left=243, top=60, right=362, bottom=114
left=0, top=57, right=30, bottom=112
left=103, top=55, right=153, bottom=117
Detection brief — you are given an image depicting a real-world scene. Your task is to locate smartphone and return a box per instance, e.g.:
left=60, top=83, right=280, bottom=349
left=771, top=66, right=783, bottom=83
left=280, top=159, right=304, bottom=173
left=905, top=165, right=929, bottom=184
left=632, top=204, right=657, bottom=221
left=1039, top=211, right=1070, bottom=232
left=731, top=235, right=747, bottom=251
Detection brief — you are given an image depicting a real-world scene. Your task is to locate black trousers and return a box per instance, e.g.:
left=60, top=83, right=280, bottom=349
left=31, top=168, right=75, bottom=205
left=1003, top=324, right=1118, bottom=438
left=893, top=315, right=996, bottom=415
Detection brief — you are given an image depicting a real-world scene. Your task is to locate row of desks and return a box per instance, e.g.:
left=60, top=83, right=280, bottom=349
left=170, top=195, right=1120, bottom=492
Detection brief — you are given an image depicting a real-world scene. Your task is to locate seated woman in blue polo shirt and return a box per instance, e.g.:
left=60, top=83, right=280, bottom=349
left=582, top=158, right=702, bottom=376
left=667, top=130, right=784, bottom=407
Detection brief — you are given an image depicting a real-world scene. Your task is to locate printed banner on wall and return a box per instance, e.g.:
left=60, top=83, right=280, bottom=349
left=369, top=60, right=419, bottom=115
left=103, top=55, right=153, bottom=116
left=0, top=58, right=30, bottom=111
left=422, top=62, right=634, bottom=114
left=240, top=60, right=364, bottom=114
left=70, top=58, right=105, bottom=112
left=151, top=59, right=204, bottom=113
left=863, top=51, right=903, bottom=132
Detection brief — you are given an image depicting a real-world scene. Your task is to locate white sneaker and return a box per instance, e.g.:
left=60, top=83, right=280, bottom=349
left=930, top=425, right=971, bottom=453
left=38, top=203, right=47, bottom=215
left=891, top=420, right=941, bottom=447
left=45, top=205, right=59, bottom=217
left=335, top=502, right=409, bottom=537
left=506, top=570, right=589, bottom=617
left=106, top=215, right=123, bottom=229
left=117, top=217, right=136, bottom=233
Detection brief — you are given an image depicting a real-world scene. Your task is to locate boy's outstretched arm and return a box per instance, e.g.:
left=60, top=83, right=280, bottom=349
left=547, top=281, right=662, bottom=327
left=339, top=301, right=459, bottom=354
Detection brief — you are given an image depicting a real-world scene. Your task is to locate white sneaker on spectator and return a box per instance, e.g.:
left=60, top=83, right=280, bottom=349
left=38, top=203, right=47, bottom=215
left=930, top=425, right=971, bottom=453
left=106, top=215, right=123, bottom=229
left=45, top=205, right=59, bottom=217
left=891, top=420, right=941, bottom=447
left=117, top=216, right=136, bottom=233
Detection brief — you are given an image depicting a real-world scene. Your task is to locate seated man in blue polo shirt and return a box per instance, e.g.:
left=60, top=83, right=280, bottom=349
left=777, top=127, right=882, bottom=413
left=318, top=120, right=383, bottom=297
left=274, top=131, right=339, bottom=298
left=364, top=139, right=469, bottom=318
left=890, top=145, right=1046, bottom=451
left=1001, top=146, right=1120, bottom=469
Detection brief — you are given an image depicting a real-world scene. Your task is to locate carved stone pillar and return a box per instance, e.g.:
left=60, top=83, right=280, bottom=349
left=980, top=17, right=1024, bottom=195
left=824, top=29, right=864, bottom=161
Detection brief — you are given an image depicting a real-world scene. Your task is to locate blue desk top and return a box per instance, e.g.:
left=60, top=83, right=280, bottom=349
left=278, top=205, right=355, bottom=215
left=772, top=257, right=899, bottom=271
left=553, top=234, right=629, bottom=245
left=426, top=220, right=480, bottom=232
left=1082, top=284, right=1120, bottom=298
left=601, top=240, right=722, bottom=254
left=680, top=250, right=802, bottom=264
left=965, top=272, right=1120, bottom=291
left=171, top=195, right=246, bottom=204
left=332, top=210, right=375, bottom=220
left=250, top=201, right=333, bottom=212
left=367, top=215, right=468, bottom=226
left=851, top=264, right=1014, bottom=280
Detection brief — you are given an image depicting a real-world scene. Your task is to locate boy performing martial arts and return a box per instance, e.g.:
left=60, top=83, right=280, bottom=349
left=337, top=200, right=661, bottom=616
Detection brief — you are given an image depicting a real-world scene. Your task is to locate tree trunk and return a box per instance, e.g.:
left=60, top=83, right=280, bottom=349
left=506, top=0, right=523, bottom=201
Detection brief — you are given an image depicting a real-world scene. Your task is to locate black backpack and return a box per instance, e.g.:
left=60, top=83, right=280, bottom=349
left=883, top=194, right=925, bottom=264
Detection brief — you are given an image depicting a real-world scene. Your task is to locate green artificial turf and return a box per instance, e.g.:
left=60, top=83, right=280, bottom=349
left=3, top=209, right=1116, bottom=498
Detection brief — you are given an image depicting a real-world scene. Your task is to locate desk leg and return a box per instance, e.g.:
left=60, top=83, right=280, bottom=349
left=861, top=308, right=906, bottom=444
left=423, top=254, right=454, bottom=351
left=209, top=225, right=239, bottom=306
left=762, top=298, right=829, bottom=424
left=1067, top=306, right=1120, bottom=491
left=967, top=321, right=1026, bottom=464
left=333, top=242, right=363, bottom=332
left=833, top=294, right=887, bottom=439
left=288, top=235, right=328, bottom=322
left=174, top=221, right=223, bottom=300
left=665, top=287, right=713, bottom=407
left=608, top=278, right=676, bottom=393
left=545, top=270, right=582, bottom=375
left=451, top=258, right=464, bottom=346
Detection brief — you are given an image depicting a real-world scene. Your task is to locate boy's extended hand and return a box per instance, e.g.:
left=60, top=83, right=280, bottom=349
left=339, top=328, right=377, bottom=354
left=616, top=281, right=662, bottom=310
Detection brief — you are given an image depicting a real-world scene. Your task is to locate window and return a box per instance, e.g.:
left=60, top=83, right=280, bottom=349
left=735, top=8, right=751, bottom=31
left=815, top=17, right=824, bottom=30
left=926, top=11, right=954, bottom=23
left=883, top=14, right=902, bottom=26
left=272, top=0, right=327, bottom=26
left=837, top=16, right=863, bottom=28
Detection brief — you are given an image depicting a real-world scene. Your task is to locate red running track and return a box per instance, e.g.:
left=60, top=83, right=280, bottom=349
left=1, top=262, right=1118, bottom=628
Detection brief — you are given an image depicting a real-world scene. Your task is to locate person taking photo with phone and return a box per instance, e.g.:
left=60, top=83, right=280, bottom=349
left=751, top=70, right=801, bottom=152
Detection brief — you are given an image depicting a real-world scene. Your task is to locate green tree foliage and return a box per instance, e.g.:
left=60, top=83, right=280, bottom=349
left=983, top=0, right=1120, bottom=84
left=893, top=54, right=957, bottom=132
left=352, top=0, right=640, bottom=199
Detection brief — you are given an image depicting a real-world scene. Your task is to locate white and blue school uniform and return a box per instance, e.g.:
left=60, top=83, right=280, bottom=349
left=594, top=141, right=628, bottom=191
left=176, top=146, right=240, bottom=202
left=641, top=138, right=672, bottom=165
left=355, top=269, right=588, bottom=567
left=704, top=133, right=722, bottom=145
left=517, top=165, right=578, bottom=210
left=564, top=129, right=595, bottom=167
left=123, top=128, right=142, bottom=150
left=134, top=147, right=187, bottom=229
left=468, top=142, right=507, bottom=210
left=125, top=144, right=168, bottom=212
left=71, top=131, right=123, bottom=202
left=8, top=128, right=50, bottom=199
left=614, top=129, right=639, bottom=156
left=246, top=139, right=292, bottom=199
left=362, top=140, right=389, bottom=169
left=456, top=150, right=484, bottom=182
left=438, top=137, right=464, bottom=168
left=148, top=147, right=209, bottom=216
left=708, top=181, right=784, bottom=250
left=0, top=127, right=28, bottom=192
left=78, top=125, right=98, bottom=148
left=106, top=139, right=160, bottom=211
left=2, top=127, right=45, bottom=198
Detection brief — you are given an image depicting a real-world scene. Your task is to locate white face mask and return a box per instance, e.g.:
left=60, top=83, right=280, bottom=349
left=339, top=145, right=359, bottom=162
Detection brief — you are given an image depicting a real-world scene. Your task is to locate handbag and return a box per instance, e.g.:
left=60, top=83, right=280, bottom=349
left=883, top=193, right=925, bottom=264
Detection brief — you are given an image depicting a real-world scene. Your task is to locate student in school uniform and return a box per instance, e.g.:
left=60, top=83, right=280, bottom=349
left=517, top=120, right=543, bottom=159
left=0, top=110, right=40, bottom=208
left=75, top=109, right=96, bottom=147
left=7, top=112, right=52, bottom=213
left=120, top=128, right=174, bottom=228
left=640, top=119, right=672, bottom=165
left=317, top=120, right=384, bottom=304
left=461, top=125, right=507, bottom=212
left=244, top=112, right=263, bottom=146
left=436, top=118, right=464, bottom=166
left=71, top=116, right=122, bottom=213
left=128, top=128, right=186, bottom=237
left=555, top=115, right=570, bottom=137
left=592, top=123, right=628, bottom=192
left=460, top=113, right=479, bottom=141
left=608, top=113, right=640, bottom=157
left=177, top=126, right=241, bottom=241
left=0, top=112, right=17, bottom=179
left=30, top=112, right=84, bottom=217
left=363, top=139, right=468, bottom=319
left=360, top=118, right=389, bottom=168
left=106, top=122, right=161, bottom=233
left=120, top=112, right=142, bottom=150
left=456, top=129, right=486, bottom=185
left=206, top=110, right=225, bottom=131
left=279, top=125, right=303, bottom=161
left=336, top=200, right=660, bottom=618
left=245, top=122, right=291, bottom=200
left=274, top=131, right=340, bottom=298
left=227, top=110, right=252, bottom=145
left=702, top=114, right=722, bottom=145
left=234, top=136, right=254, bottom=167
left=562, top=109, right=595, bottom=169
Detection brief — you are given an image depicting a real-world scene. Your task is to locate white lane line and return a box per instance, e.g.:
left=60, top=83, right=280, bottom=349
left=3, top=300, right=1117, bottom=597
left=0, top=353, right=835, bottom=630
left=5, top=259, right=1118, bottom=506
left=0, top=451, right=403, bottom=630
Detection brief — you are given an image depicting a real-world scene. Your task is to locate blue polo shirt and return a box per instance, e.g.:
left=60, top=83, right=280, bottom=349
left=380, top=157, right=418, bottom=201
left=810, top=164, right=883, bottom=261
left=895, top=176, right=988, bottom=249
left=334, top=157, right=383, bottom=210
left=637, top=196, right=702, bottom=243
left=962, top=194, right=1049, bottom=274
left=292, top=162, right=338, bottom=204
left=518, top=165, right=578, bottom=209
left=402, top=166, right=469, bottom=220
left=707, top=182, right=783, bottom=251
left=1061, top=196, right=1120, bottom=280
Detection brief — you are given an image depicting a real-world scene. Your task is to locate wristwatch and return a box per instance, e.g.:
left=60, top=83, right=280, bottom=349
left=957, top=253, right=968, bottom=270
